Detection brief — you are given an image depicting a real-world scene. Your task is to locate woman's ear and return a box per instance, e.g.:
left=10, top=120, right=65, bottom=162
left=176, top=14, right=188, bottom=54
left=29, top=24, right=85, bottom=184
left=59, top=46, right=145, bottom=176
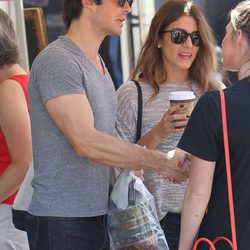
left=235, top=29, right=244, bottom=46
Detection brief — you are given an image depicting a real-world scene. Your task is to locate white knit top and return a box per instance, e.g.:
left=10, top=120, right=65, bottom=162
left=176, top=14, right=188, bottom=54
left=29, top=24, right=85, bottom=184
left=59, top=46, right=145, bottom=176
left=115, top=80, right=203, bottom=220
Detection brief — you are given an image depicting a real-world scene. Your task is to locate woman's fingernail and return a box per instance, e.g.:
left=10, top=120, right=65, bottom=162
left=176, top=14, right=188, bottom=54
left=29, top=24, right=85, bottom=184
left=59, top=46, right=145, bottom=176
left=178, top=160, right=182, bottom=168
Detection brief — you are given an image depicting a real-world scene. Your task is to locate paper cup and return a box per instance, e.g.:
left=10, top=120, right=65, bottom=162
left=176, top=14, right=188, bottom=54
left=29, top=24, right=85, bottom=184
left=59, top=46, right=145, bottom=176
left=170, top=91, right=195, bottom=115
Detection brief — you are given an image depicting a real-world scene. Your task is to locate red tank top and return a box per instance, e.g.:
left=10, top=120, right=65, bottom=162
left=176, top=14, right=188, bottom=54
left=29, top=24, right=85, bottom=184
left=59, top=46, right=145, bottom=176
left=0, top=74, right=29, bottom=204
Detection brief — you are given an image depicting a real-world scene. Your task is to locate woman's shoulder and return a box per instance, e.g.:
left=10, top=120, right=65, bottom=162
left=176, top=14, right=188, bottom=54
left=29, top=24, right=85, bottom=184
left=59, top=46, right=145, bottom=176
left=0, top=78, right=27, bottom=106
left=116, top=81, right=154, bottom=112
left=116, top=81, right=138, bottom=110
left=117, top=80, right=137, bottom=95
left=0, top=77, right=24, bottom=90
left=117, top=80, right=151, bottom=98
left=192, top=80, right=225, bottom=100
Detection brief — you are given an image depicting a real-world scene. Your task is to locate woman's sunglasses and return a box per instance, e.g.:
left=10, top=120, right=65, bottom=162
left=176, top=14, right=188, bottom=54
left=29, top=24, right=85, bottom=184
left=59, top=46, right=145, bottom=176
left=118, top=0, right=133, bottom=7
left=163, top=28, right=201, bottom=46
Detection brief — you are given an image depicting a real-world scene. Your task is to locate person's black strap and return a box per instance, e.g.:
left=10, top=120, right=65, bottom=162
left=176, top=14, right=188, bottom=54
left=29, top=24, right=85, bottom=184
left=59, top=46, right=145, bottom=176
left=129, top=80, right=142, bottom=205
left=132, top=80, right=142, bottom=142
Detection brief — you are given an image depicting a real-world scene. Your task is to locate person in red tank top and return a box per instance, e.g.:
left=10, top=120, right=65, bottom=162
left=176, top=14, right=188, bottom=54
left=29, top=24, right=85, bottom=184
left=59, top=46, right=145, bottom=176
left=0, top=8, right=31, bottom=249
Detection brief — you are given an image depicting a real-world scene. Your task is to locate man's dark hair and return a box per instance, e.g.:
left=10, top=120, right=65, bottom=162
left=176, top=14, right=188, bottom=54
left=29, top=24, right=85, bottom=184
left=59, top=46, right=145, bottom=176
left=0, top=8, right=19, bottom=67
left=62, top=0, right=102, bottom=30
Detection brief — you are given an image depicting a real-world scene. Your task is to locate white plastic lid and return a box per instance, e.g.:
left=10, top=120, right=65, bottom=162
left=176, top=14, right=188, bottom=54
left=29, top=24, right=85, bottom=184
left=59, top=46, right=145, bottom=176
left=169, top=91, right=195, bottom=101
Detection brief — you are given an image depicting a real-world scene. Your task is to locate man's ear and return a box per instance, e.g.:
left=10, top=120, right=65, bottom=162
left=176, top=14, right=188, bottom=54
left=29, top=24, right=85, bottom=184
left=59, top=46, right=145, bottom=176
left=82, top=0, right=95, bottom=8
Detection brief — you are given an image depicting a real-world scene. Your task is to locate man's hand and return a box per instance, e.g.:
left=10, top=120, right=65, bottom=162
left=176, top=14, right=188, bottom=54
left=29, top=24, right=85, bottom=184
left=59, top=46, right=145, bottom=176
left=161, top=149, right=191, bottom=183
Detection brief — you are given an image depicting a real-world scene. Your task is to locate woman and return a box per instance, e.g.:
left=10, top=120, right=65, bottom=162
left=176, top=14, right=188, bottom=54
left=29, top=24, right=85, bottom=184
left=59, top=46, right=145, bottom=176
left=0, top=8, right=32, bottom=249
left=178, top=1, right=250, bottom=249
left=115, top=0, right=222, bottom=249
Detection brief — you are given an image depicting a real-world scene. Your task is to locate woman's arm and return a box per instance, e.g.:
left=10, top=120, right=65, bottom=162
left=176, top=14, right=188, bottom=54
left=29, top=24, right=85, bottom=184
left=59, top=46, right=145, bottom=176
left=0, top=79, right=32, bottom=202
left=178, top=156, right=215, bottom=250
left=134, top=105, right=189, bottom=179
left=137, top=105, right=188, bottom=149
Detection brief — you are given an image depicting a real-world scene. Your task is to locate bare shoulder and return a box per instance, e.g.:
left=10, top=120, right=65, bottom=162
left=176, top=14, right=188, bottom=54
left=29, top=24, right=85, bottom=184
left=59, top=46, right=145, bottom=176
left=0, top=78, right=23, bottom=92
left=0, top=79, right=26, bottom=115
left=0, top=78, right=24, bottom=97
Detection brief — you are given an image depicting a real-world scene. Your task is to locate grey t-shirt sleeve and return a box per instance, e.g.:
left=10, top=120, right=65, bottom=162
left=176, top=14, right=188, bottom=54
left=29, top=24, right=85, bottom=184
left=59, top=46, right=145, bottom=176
left=33, top=49, right=85, bottom=104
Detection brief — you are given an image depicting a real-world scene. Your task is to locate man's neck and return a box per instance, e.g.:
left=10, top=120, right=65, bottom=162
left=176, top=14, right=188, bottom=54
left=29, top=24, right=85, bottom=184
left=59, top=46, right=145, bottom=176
left=65, top=18, right=105, bottom=61
left=65, top=18, right=107, bottom=74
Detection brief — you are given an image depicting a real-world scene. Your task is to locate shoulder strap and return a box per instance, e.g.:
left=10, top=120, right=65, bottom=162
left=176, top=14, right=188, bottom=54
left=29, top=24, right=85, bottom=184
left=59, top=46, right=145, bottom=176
left=220, top=90, right=238, bottom=250
left=133, top=80, right=142, bottom=142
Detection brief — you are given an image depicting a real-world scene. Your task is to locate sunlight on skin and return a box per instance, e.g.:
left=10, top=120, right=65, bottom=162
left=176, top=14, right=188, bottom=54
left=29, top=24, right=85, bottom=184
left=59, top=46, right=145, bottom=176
left=166, top=149, right=176, bottom=159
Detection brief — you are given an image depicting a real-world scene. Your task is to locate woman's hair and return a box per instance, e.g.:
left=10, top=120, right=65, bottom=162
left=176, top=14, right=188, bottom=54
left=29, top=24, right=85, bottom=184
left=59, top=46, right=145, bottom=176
left=130, top=0, right=220, bottom=95
left=230, top=0, right=250, bottom=44
left=0, top=9, right=19, bottom=67
left=62, top=0, right=102, bottom=30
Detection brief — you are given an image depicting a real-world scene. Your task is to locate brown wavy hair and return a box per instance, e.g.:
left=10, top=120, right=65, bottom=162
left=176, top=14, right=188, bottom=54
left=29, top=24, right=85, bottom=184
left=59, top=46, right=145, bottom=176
left=130, top=0, right=221, bottom=95
left=0, top=8, right=19, bottom=67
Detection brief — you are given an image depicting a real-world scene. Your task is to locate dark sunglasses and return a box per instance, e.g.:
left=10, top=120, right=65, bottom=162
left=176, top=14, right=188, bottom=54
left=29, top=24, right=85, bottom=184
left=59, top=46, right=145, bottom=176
left=118, top=0, right=133, bottom=7
left=163, top=28, right=201, bottom=46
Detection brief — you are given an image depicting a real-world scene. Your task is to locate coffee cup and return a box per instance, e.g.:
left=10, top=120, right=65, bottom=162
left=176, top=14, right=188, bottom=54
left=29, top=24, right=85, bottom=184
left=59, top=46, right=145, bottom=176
left=169, top=91, right=195, bottom=116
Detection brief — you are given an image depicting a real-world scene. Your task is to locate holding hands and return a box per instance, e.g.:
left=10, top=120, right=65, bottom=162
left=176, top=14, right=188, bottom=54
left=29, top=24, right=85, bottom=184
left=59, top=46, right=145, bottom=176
left=134, top=103, right=192, bottom=183
left=163, top=148, right=191, bottom=183
left=135, top=148, right=191, bottom=183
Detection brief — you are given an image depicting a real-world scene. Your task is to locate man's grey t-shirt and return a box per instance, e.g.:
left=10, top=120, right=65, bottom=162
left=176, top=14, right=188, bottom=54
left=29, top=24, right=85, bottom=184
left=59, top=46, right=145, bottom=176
left=28, top=36, right=117, bottom=217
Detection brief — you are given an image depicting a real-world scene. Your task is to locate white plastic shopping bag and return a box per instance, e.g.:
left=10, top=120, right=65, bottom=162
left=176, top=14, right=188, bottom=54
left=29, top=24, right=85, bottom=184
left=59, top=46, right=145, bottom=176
left=108, top=170, right=169, bottom=250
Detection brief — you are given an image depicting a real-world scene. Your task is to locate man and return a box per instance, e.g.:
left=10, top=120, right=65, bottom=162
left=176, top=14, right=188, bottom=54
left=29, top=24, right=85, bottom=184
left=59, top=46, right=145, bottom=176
left=27, top=0, right=187, bottom=249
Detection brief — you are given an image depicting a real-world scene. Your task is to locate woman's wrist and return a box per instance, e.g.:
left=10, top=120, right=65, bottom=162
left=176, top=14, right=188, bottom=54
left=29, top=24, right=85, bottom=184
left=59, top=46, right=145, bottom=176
left=155, top=123, right=170, bottom=140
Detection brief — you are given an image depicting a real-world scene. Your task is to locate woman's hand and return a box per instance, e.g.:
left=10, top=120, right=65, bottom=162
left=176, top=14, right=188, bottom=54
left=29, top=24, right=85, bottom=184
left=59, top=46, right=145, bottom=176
left=156, top=105, right=189, bottom=138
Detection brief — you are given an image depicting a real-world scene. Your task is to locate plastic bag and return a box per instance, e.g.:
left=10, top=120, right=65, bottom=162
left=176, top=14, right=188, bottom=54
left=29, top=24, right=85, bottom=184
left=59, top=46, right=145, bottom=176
left=108, top=170, right=169, bottom=250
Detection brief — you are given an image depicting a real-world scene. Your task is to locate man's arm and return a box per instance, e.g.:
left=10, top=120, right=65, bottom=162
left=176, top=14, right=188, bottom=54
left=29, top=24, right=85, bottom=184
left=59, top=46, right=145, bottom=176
left=45, top=94, right=186, bottom=180
left=178, top=156, right=215, bottom=250
left=0, top=80, right=32, bottom=202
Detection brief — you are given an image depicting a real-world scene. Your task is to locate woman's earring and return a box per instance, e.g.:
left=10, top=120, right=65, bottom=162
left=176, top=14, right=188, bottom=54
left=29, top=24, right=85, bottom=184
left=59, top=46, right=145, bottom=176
left=158, top=44, right=161, bottom=48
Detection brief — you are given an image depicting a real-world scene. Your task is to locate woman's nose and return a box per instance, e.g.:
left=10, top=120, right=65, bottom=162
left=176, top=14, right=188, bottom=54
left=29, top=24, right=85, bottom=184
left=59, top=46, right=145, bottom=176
left=183, top=36, right=193, bottom=47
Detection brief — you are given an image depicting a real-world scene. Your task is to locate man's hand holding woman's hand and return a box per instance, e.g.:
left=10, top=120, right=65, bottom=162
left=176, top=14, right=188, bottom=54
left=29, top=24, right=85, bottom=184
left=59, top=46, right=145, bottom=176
left=135, top=149, right=191, bottom=183
left=162, top=148, right=191, bottom=183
